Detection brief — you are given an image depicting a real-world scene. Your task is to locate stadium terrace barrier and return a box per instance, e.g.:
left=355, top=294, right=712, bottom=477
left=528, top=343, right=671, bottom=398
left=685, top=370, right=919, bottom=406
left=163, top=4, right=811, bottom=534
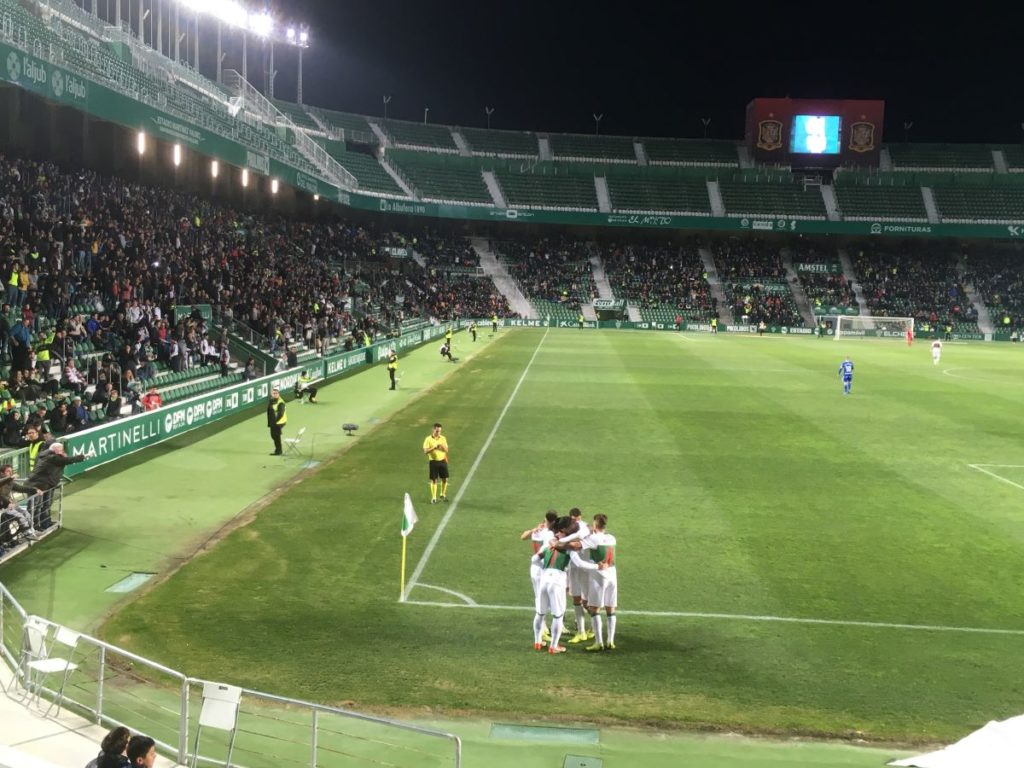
left=59, top=324, right=453, bottom=476
left=0, top=583, right=462, bottom=768
left=342, top=193, right=1024, bottom=240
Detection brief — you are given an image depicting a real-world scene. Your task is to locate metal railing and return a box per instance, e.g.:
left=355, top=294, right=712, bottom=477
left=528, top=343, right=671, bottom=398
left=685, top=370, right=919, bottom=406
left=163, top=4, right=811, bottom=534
left=222, top=70, right=358, bottom=191
left=1, top=0, right=327, bottom=188
left=0, top=584, right=461, bottom=767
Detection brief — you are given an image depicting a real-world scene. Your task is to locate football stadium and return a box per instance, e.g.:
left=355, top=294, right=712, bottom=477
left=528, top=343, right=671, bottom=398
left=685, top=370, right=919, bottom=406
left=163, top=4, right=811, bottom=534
left=0, top=1, right=1023, bottom=766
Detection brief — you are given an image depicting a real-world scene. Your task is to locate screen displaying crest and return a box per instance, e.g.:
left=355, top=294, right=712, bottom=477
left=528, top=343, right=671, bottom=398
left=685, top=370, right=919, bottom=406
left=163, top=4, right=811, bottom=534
left=789, top=115, right=841, bottom=154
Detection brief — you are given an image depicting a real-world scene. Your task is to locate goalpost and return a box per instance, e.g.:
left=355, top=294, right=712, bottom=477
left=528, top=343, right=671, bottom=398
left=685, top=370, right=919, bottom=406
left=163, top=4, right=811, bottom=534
left=832, top=315, right=915, bottom=340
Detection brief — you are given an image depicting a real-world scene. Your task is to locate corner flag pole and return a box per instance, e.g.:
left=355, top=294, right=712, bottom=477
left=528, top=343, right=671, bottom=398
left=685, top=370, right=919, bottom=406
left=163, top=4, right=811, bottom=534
left=400, top=535, right=408, bottom=601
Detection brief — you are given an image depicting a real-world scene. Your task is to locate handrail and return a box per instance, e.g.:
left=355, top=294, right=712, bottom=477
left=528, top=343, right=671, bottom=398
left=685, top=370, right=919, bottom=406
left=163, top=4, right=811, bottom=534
left=222, top=69, right=358, bottom=190
left=0, top=585, right=461, bottom=767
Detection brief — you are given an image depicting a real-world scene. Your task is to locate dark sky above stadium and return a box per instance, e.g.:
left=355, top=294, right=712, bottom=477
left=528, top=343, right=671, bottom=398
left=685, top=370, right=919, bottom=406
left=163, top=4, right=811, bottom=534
left=262, top=0, right=1022, bottom=144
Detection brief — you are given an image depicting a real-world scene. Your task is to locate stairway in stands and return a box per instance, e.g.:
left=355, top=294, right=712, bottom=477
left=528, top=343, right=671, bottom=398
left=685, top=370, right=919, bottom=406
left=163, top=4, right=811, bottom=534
left=958, top=254, right=994, bottom=334
left=780, top=248, right=819, bottom=328
left=470, top=237, right=534, bottom=318
left=698, top=247, right=732, bottom=324
left=837, top=247, right=868, bottom=314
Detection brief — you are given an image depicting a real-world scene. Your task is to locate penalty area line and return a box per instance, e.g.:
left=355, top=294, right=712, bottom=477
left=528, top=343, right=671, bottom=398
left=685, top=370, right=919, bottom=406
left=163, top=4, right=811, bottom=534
left=403, top=600, right=1024, bottom=636
left=967, top=464, right=1024, bottom=492
left=402, top=328, right=550, bottom=602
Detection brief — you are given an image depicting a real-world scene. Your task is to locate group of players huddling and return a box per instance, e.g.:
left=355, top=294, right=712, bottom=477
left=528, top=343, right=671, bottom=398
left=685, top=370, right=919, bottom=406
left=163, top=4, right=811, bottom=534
left=521, top=508, right=618, bottom=654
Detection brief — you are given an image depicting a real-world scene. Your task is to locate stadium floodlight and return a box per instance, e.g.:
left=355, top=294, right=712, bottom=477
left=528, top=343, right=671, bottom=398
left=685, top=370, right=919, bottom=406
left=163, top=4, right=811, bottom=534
left=299, top=29, right=308, bottom=45
left=286, top=27, right=295, bottom=41
left=241, top=168, right=249, bottom=187
left=248, top=11, right=273, bottom=38
left=173, top=143, right=182, bottom=167
left=136, top=131, right=146, bottom=156
left=313, top=193, right=319, bottom=202
left=271, top=178, right=279, bottom=195
left=179, top=0, right=247, bottom=29
left=211, top=160, right=219, bottom=178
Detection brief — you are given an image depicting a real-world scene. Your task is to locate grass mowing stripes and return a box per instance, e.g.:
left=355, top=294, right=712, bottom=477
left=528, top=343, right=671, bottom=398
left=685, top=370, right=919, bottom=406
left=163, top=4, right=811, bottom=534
left=103, top=330, right=1024, bottom=742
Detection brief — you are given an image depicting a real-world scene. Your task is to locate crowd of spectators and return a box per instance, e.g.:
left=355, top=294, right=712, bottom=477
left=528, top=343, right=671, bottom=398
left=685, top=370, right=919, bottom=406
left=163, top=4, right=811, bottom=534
left=788, top=243, right=858, bottom=315
left=406, top=232, right=511, bottom=320
left=962, top=245, right=1024, bottom=333
left=499, top=238, right=597, bottom=312
left=0, top=153, right=526, bottom=445
left=715, top=239, right=805, bottom=327
left=602, top=242, right=716, bottom=320
left=852, top=243, right=978, bottom=331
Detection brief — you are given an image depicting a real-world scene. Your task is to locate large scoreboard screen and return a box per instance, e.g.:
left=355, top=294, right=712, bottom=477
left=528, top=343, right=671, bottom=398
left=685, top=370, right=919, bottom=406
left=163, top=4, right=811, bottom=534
left=745, top=98, right=884, bottom=169
left=790, top=115, right=841, bottom=155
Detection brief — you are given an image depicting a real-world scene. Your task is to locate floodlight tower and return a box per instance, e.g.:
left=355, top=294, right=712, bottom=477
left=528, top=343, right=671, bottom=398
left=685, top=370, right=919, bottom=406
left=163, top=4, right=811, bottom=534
left=287, top=26, right=310, bottom=105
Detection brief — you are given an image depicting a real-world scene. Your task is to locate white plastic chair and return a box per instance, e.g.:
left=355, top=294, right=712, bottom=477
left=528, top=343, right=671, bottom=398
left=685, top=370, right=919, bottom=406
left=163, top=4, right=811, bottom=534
left=190, top=682, right=242, bottom=768
left=283, top=426, right=306, bottom=458
left=22, top=617, right=79, bottom=715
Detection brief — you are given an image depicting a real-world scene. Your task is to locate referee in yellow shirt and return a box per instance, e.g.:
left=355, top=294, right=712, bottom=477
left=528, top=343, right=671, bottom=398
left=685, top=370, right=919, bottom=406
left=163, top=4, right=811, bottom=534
left=422, top=422, right=450, bottom=503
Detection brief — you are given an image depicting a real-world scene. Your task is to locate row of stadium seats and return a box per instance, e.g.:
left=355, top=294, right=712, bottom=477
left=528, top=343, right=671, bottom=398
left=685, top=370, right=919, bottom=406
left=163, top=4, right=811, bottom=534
left=388, top=152, right=492, bottom=205
left=323, top=142, right=405, bottom=195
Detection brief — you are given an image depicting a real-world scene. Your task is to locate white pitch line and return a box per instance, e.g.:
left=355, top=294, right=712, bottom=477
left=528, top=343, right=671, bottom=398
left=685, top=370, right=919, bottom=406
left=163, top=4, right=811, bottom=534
left=403, top=599, right=1024, bottom=636
left=415, top=583, right=477, bottom=606
left=402, top=329, right=550, bottom=602
left=967, top=464, right=1024, bottom=492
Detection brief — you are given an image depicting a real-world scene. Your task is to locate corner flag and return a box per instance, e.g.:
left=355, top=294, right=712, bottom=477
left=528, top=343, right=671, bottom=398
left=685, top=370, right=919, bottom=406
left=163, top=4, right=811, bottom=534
left=402, top=493, right=418, bottom=537
left=400, top=493, right=418, bottom=601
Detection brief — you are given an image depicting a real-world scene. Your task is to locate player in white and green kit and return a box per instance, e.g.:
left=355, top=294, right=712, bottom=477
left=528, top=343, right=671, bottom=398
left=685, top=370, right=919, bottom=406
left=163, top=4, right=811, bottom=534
left=521, top=511, right=557, bottom=643
left=582, top=514, right=618, bottom=651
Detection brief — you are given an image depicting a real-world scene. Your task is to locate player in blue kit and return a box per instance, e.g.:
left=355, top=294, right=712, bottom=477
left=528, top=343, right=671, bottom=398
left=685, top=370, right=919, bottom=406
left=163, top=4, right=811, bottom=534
left=838, top=356, right=854, bottom=394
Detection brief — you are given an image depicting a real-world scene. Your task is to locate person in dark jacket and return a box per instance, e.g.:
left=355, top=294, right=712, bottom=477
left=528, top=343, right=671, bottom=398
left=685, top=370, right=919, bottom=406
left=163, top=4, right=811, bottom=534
left=84, top=725, right=132, bottom=768
left=14, top=441, right=92, bottom=530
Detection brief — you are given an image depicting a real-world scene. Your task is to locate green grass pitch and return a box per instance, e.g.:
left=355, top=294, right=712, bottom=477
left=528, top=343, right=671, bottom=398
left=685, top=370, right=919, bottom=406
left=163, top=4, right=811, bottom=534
left=104, top=329, right=1024, bottom=743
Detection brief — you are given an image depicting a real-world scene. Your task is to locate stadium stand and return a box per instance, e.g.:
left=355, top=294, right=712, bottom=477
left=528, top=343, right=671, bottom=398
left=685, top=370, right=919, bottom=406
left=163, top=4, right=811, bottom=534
left=605, top=169, right=713, bottom=215
left=271, top=99, right=322, bottom=133
left=308, top=108, right=378, bottom=144
left=0, top=151, right=479, bottom=445
left=549, top=134, right=637, bottom=163
left=886, top=143, right=995, bottom=171
left=381, top=120, right=458, bottom=152
left=931, top=177, right=1024, bottom=223
left=788, top=245, right=858, bottom=316
left=387, top=152, right=492, bottom=205
left=715, top=239, right=805, bottom=327
left=319, top=141, right=405, bottom=195
left=1001, top=145, right=1024, bottom=172
left=644, top=139, right=740, bottom=167
left=415, top=234, right=481, bottom=270
left=962, top=246, right=1024, bottom=332
left=718, top=174, right=828, bottom=219
left=498, top=239, right=596, bottom=319
left=833, top=173, right=929, bottom=221
left=851, top=244, right=979, bottom=332
left=461, top=127, right=539, bottom=158
left=602, top=242, right=717, bottom=323
left=494, top=166, right=598, bottom=211
left=1, top=0, right=324, bottom=182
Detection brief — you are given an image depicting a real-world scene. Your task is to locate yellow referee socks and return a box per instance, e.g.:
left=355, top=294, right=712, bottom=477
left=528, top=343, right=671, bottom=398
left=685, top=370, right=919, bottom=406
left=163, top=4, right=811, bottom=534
left=430, top=482, right=437, bottom=502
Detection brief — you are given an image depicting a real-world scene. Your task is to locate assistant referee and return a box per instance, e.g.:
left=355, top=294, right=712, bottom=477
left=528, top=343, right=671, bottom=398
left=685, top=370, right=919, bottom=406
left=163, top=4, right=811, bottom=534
left=422, top=422, right=450, bottom=504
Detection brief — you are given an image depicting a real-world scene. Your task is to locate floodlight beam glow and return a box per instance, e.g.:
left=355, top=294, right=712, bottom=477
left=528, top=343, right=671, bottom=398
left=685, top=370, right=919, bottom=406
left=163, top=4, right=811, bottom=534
left=177, top=0, right=273, bottom=37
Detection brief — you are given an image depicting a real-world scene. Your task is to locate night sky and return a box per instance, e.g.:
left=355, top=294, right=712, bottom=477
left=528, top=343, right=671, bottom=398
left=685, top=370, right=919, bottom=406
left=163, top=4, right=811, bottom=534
left=236, top=1, right=1023, bottom=144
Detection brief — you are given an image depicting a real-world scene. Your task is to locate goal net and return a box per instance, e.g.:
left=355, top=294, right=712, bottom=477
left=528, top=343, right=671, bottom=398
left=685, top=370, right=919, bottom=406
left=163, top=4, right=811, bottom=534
left=833, top=315, right=914, bottom=340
